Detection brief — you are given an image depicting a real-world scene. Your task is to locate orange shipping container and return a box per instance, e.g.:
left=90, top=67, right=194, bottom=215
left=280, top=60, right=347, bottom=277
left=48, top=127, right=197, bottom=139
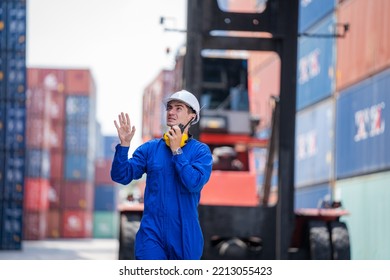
left=248, top=53, right=280, bottom=132
left=337, top=0, right=390, bottom=91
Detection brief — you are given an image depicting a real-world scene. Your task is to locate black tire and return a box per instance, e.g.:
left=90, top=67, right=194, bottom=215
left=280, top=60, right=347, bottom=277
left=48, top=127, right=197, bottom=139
left=330, top=221, right=351, bottom=260
left=308, top=220, right=332, bottom=260
left=118, top=213, right=141, bottom=260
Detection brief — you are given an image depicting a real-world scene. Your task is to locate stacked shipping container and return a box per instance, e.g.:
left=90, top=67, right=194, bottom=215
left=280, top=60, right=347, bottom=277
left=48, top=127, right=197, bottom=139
left=0, top=0, right=26, bottom=250
left=26, top=68, right=97, bottom=239
left=228, top=0, right=390, bottom=259
left=93, top=135, right=119, bottom=239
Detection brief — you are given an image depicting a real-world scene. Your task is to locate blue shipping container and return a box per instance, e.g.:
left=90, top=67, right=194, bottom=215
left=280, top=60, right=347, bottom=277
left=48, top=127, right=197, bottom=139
left=298, top=0, right=335, bottom=33
left=0, top=150, right=24, bottom=201
left=94, top=185, right=118, bottom=211
left=0, top=0, right=26, bottom=51
left=65, top=122, right=89, bottom=153
left=295, top=98, right=333, bottom=187
left=0, top=99, right=26, bottom=150
left=103, top=135, right=118, bottom=159
left=64, top=153, right=93, bottom=181
left=25, top=148, right=50, bottom=178
left=295, top=183, right=331, bottom=209
left=297, top=14, right=336, bottom=111
left=0, top=199, right=23, bottom=250
left=336, top=68, right=390, bottom=178
left=65, top=95, right=90, bottom=122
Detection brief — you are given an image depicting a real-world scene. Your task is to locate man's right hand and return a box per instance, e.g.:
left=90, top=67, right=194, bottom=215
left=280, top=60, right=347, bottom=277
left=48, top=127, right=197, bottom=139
left=114, top=112, right=136, bottom=147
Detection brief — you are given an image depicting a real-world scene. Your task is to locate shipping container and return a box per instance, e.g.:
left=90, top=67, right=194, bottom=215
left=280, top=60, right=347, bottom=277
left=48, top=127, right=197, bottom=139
left=62, top=181, right=93, bottom=210
left=248, top=53, right=280, bottom=132
left=0, top=0, right=26, bottom=51
left=335, top=171, right=390, bottom=259
left=25, top=87, right=50, bottom=117
left=103, top=135, right=119, bottom=159
left=25, top=148, right=50, bottom=178
left=295, top=183, right=331, bottom=209
left=94, top=158, right=114, bottom=185
left=61, top=210, right=92, bottom=238
left=49, top=123, right=64, bottom=152
left=65, top=95, right=90, bottom=122
left=48, top=179, right=62, bottom=210
left=298, top=0, right=335, bottom=33
left=295, top=98, right=334, bottom=187
left=1, top=51, right=26, bottom=100
left=65, top=122, right=89, bottom=153
left=25, top=117, right=51, bottom=149
left=23, top=210, right=47, bottom=240
left=92, top=211, right=119, bottom=238
left=46, top=209, right=60, bottom=238
left=336, top=0, right=390, bottom=91
left=23, top=177, right=49, bottom=211
left=49, top=151, right=63, bottom=180
left=64, top=69, right=95, bottom=95
left=0, top=99, right=26, bottom=150
left=64, top=153, right=93, bottom=181
left=94, top=185, right=118, bottom=212
left=336, top=68, right=390, bottom=179
left=0, top=149, right=24, bottom=201
left=0, top=199, right=23, bottom=250
left=297, top=14, right=336, bottom=110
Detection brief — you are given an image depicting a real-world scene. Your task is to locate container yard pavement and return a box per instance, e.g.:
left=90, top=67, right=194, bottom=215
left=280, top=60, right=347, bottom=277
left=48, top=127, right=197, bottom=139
left=0, top=239, right=118, bottom=260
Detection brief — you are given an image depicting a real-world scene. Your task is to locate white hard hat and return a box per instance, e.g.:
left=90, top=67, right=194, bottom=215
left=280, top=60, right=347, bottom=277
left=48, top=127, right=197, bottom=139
left=164, top=90, right=200, bottom=124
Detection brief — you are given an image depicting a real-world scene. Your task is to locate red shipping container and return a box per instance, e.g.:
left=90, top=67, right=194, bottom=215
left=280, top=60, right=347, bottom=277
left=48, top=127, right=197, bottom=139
left=25, top=117, right=51, bottom=149
left=26, top=88, right=51, bottom=118
left=46, top=209, right=61, bottom=238
left=49, top=92, right=66, bottom=121
left=37, top=68, right=66, bottom=92
left=61, top=210, right=92, bottom=238
left=24, top=178, right=50, bottom=211
left=49, top=123, right=65, bottom=152
left=23, top=210, right=47, bottom=240
left=62, top=181, right=94, bottom=210
left=65, top=69, right=95, bottom=95
left=27, top=68, right=40, bottom=88
left=337, top=0, right=390, bottom=91
left=48, top=178, right=62, bottom=209
left=94, top=158, right=114, bottom=185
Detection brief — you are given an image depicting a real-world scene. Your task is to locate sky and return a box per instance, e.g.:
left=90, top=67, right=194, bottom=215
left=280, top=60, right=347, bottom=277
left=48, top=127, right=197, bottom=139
left=26, top=0, right=187, bottom=152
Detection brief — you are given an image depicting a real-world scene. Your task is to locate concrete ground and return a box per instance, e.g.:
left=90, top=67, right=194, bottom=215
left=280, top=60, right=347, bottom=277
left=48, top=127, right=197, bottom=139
left=0, top=238, right=118, bottom=260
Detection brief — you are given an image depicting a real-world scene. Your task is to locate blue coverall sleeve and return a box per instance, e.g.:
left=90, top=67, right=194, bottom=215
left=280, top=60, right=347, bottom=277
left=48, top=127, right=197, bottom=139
left=172, top=142, right=213, bottom=193
left=110, top=144, right=146, bottom=185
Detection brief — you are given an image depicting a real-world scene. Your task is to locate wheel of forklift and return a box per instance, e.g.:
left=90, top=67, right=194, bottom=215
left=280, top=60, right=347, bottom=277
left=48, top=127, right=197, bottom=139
left=329, top=221, right=351, bottom=260
left=308, top=220, right=332, bottom=260
left=118, top=212, right=141, bottom=260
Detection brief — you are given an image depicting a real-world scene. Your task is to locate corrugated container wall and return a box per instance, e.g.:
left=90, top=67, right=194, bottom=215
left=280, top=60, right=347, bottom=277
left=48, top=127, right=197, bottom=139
left=296, top=13, right=336, bottom=111
left=0, top=0, right=26, bottom=250
left=295, top=98, right=334, bottom=187
left=336, top=0, right=390, bottom=91
left=335, top=68, right=390, bottom=179
left=335, top=172, right=390, bottom=259
left=298, top=0, right=336, bottom=33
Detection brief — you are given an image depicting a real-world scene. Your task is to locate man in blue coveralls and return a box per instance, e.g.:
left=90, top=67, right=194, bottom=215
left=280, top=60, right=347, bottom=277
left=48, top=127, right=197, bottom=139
left=111, top=90, right=213, bottom=260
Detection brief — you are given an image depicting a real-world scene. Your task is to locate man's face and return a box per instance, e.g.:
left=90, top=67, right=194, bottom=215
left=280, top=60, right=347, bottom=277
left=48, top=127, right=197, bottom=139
left=166, top=100, right=194, bottom=127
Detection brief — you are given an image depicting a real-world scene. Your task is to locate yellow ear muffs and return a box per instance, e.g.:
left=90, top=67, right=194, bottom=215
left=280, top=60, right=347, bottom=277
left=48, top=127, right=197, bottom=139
left=163, top=133, right=189, bottom=147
